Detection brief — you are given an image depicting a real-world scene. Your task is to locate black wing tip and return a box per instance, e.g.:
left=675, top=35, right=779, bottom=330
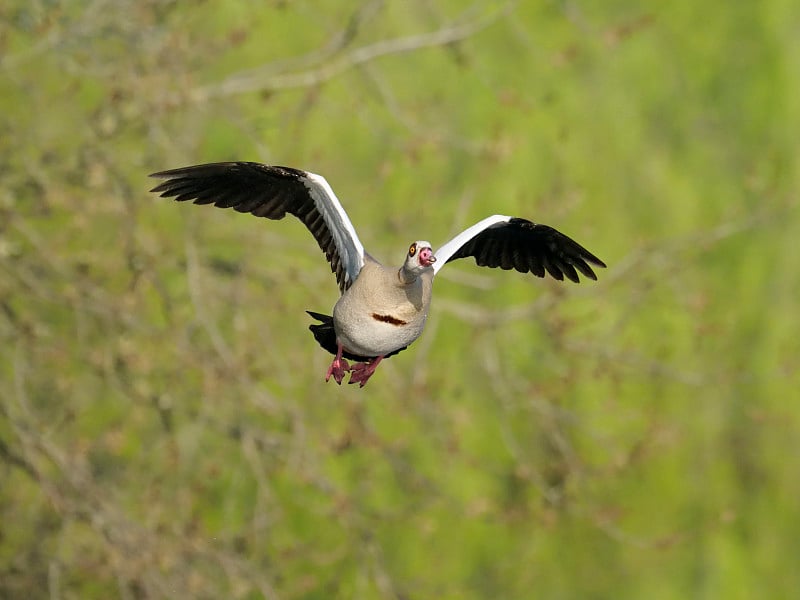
left=558, top=231, right=607, bottom=283
left=573, top=253, right=606, bottom=282
left=148, top=162, right=310, bottom=184
left=499, top=217, right=608, bottom=278
left=149, top=166, right=190, bottom=179
left=148, top=163, right=232, bottom=179
left=148, top=179, right=180, bottom=195
left=147, top=164, right=228, bottom=195
left=572, top=251, right=607, bottom=282
left=577, top=246, right=607, bottom=270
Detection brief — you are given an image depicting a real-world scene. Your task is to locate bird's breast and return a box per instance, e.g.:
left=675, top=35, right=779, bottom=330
left=331, top=267, right=432, bottom=357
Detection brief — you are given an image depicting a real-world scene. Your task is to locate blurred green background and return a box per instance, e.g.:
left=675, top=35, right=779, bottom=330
left=2, top=1, right=799, bottom=598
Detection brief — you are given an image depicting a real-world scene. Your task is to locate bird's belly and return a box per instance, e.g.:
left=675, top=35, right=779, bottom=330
left=333, top=307, right=426, bottom=357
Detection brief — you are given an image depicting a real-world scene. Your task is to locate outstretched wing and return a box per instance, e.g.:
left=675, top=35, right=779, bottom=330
left=433, top=215, right=606, bottom=282
left=149, top=162, right=364, bottom=292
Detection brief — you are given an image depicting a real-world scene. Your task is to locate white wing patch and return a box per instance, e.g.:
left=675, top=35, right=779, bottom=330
left=303, top=172, right=365, bottom=288
left=432, top=214, right=512, bottom=275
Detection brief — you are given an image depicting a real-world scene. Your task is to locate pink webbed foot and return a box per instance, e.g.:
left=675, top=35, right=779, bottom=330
left=348, top=356, right=384, bottom=388
left=325, top=343, right=351, bottom=385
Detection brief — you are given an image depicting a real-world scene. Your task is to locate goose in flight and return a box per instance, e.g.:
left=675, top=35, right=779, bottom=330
left=150, top=162, right=606, bottom=387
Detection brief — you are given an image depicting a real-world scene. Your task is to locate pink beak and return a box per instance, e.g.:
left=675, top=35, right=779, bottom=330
left=419, top=247, right=436, bottom=267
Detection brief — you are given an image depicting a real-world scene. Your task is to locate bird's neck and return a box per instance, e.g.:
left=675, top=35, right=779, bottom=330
left=397, top=267, right=417, bottom=285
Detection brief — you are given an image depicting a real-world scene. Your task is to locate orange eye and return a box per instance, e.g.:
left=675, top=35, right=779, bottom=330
left=409, top=243, right=417, bottom=256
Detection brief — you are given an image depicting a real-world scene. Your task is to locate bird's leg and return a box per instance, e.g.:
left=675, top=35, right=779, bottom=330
left=325, top=343, right=350, bottom=385
left=348, top=355, right=384, bottom=388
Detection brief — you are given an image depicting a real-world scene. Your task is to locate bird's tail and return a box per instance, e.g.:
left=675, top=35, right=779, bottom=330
left=306, top=311, right=339, bottom=357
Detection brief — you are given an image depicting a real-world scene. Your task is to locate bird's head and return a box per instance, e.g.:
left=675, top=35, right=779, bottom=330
left=400, top=240, right=436, bottom=281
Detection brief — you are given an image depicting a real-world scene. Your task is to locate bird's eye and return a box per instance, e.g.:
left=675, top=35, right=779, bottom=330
left=409, top=243, right=417, bottom=256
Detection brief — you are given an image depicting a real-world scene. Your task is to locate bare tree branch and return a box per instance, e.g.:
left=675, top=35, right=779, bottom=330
left=219, top=0, right=387, bottom=86
left=191, top=2, right=516, bottom=101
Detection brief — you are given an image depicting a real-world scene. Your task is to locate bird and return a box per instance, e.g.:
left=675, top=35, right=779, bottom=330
left=149, top=162, right=606, bottom=387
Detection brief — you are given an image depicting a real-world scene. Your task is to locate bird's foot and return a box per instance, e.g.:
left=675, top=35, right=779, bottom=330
left=348, top=356, right=384, bottom=388
left=325, top=356, right=351, bottom=385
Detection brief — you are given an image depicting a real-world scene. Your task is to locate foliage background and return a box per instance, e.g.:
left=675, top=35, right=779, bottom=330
left=2, top=1, right=799, bottom=598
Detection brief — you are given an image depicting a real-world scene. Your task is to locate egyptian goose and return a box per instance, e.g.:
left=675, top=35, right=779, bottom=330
left=150, top=162, right=606, bottom=387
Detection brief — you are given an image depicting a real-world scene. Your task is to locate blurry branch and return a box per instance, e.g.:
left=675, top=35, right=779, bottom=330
left=184, top=236, right=236, bottom=370
left=217, top=0, right=386, bottom=86
left=0, top=431, right=38, bottom=481
left=3, top=216, right=132, bottom=331
left=564, top=338, right=708, bottom=387
left=0, top=0, right=109, bottom=70
left=602, top=207, right=779, bottom=289
left=183, top=234, right=284, bottom=411
left=479, top=334, right=575, bottom=507
left=3, top=370, right=282, bottom=599
left=436, top=295, right=555, bottom=325
left=360, top=62, right=492, bottom=156
left=191, top=2, right=515, bottom=101
left=365, top=538, right=401, bottom=600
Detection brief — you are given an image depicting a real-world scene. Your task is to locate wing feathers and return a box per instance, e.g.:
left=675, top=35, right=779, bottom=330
left=434, top=215, right=605, bottom=283
left=151, top=164, right=605, bottom=290
left=149, top=162, right=364, bottom=292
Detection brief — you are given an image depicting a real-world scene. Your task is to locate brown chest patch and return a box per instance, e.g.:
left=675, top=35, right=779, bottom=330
left=371, top=313, right=407, bottom=326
